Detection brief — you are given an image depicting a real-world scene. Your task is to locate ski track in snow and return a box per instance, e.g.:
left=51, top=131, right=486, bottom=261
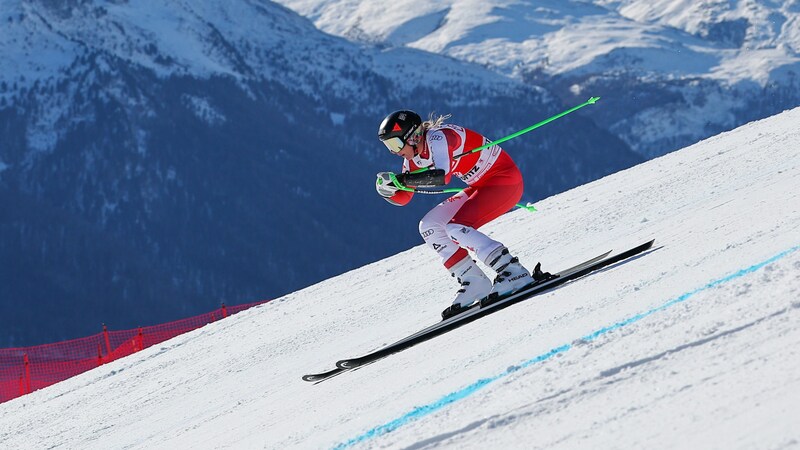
left=1, top=108, right=799, bottom=448
left=340, top=245, right=800, bottom=449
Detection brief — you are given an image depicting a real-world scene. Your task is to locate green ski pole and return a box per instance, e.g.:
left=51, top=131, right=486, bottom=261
left=389, top=96, right=601, bottom=211
left=454, top=96, right=600, bottom=159
left=386, top=174, right=538, bottom=212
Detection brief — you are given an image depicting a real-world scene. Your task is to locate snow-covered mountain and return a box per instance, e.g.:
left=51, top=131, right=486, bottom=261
left=274, top=0, right=800, bottom=157
left=1, top=104, right=797, bottom=448
left=0, top=0, right=642, bottom=345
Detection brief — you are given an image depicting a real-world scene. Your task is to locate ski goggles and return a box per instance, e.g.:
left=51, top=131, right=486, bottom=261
left=381, top=137, right=406, bottom=154
left=382, top=129, right=421, bottom=154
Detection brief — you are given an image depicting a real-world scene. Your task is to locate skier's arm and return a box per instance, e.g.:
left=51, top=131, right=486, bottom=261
left=427, top=130, right=454, bottom=185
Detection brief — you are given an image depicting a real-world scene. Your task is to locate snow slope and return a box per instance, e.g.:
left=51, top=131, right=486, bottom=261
left=1, top=107, right=799, bottom=448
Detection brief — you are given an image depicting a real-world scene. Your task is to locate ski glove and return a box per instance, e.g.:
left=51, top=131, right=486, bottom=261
left=376, top=172, right=399, bottom=198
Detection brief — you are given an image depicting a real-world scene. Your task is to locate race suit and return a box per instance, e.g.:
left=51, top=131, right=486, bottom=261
left=386, top=124, right=524, bottom=269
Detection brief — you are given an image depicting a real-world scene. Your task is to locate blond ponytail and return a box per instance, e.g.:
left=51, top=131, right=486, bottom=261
left=421, top=112, right=451, bottom=132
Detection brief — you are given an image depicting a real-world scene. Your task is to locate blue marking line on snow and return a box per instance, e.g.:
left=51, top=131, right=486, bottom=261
left=333, top=245, right=800, bottom=450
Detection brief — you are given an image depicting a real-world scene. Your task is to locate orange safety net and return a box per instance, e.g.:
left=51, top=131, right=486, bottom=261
left=0, top=300, right=268, bottom=403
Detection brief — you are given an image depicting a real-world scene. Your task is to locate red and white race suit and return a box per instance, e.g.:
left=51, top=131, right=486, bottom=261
left=386, top=124, right=524, bottom=269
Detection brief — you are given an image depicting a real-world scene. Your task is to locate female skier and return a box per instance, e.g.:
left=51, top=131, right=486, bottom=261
left=375, top=110, right=548, bottom=319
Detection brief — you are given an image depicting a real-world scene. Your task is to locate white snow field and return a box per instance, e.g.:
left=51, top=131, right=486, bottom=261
left=1, top=106, right=799, bottom=449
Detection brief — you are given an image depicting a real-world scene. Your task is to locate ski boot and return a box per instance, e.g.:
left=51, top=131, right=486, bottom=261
left=485, top=246, right=545, bottom=297
left=441, top=258, right=492, bottom=320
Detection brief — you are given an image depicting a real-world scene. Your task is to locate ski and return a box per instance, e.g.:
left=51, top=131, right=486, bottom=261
left=387, top=249, right=612, bottom=346
left=302, top=367, right=343, bottom=383
left=335, top=240, right=653, bottom=370
left=302, top=240, right=653, bottom=382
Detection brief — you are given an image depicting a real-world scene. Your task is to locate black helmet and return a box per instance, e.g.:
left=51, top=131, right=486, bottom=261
left=378, top=110, right=422, bottom=153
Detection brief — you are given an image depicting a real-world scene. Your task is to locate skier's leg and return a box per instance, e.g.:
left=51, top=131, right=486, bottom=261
left=445, top=182, right=523, bottom=262
left=419, top=190, right=492, bottom=314
left=446, top=181, right=544, bottom=294
left=418, top=189, right=472, bottom=269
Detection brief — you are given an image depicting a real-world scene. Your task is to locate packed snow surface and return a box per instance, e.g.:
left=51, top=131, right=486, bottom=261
left=1, top=107, right=799, bottom=448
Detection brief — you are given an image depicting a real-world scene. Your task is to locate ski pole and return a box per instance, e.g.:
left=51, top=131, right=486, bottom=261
left=388, top=97, right=600, bottom=211
left=387, top=173, right=538, bottom=212
left=453, top=96, right=600, bottom=159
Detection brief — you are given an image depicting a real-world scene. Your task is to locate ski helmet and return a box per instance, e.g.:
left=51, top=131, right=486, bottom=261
left=378, top=110, right=422, bottom=154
